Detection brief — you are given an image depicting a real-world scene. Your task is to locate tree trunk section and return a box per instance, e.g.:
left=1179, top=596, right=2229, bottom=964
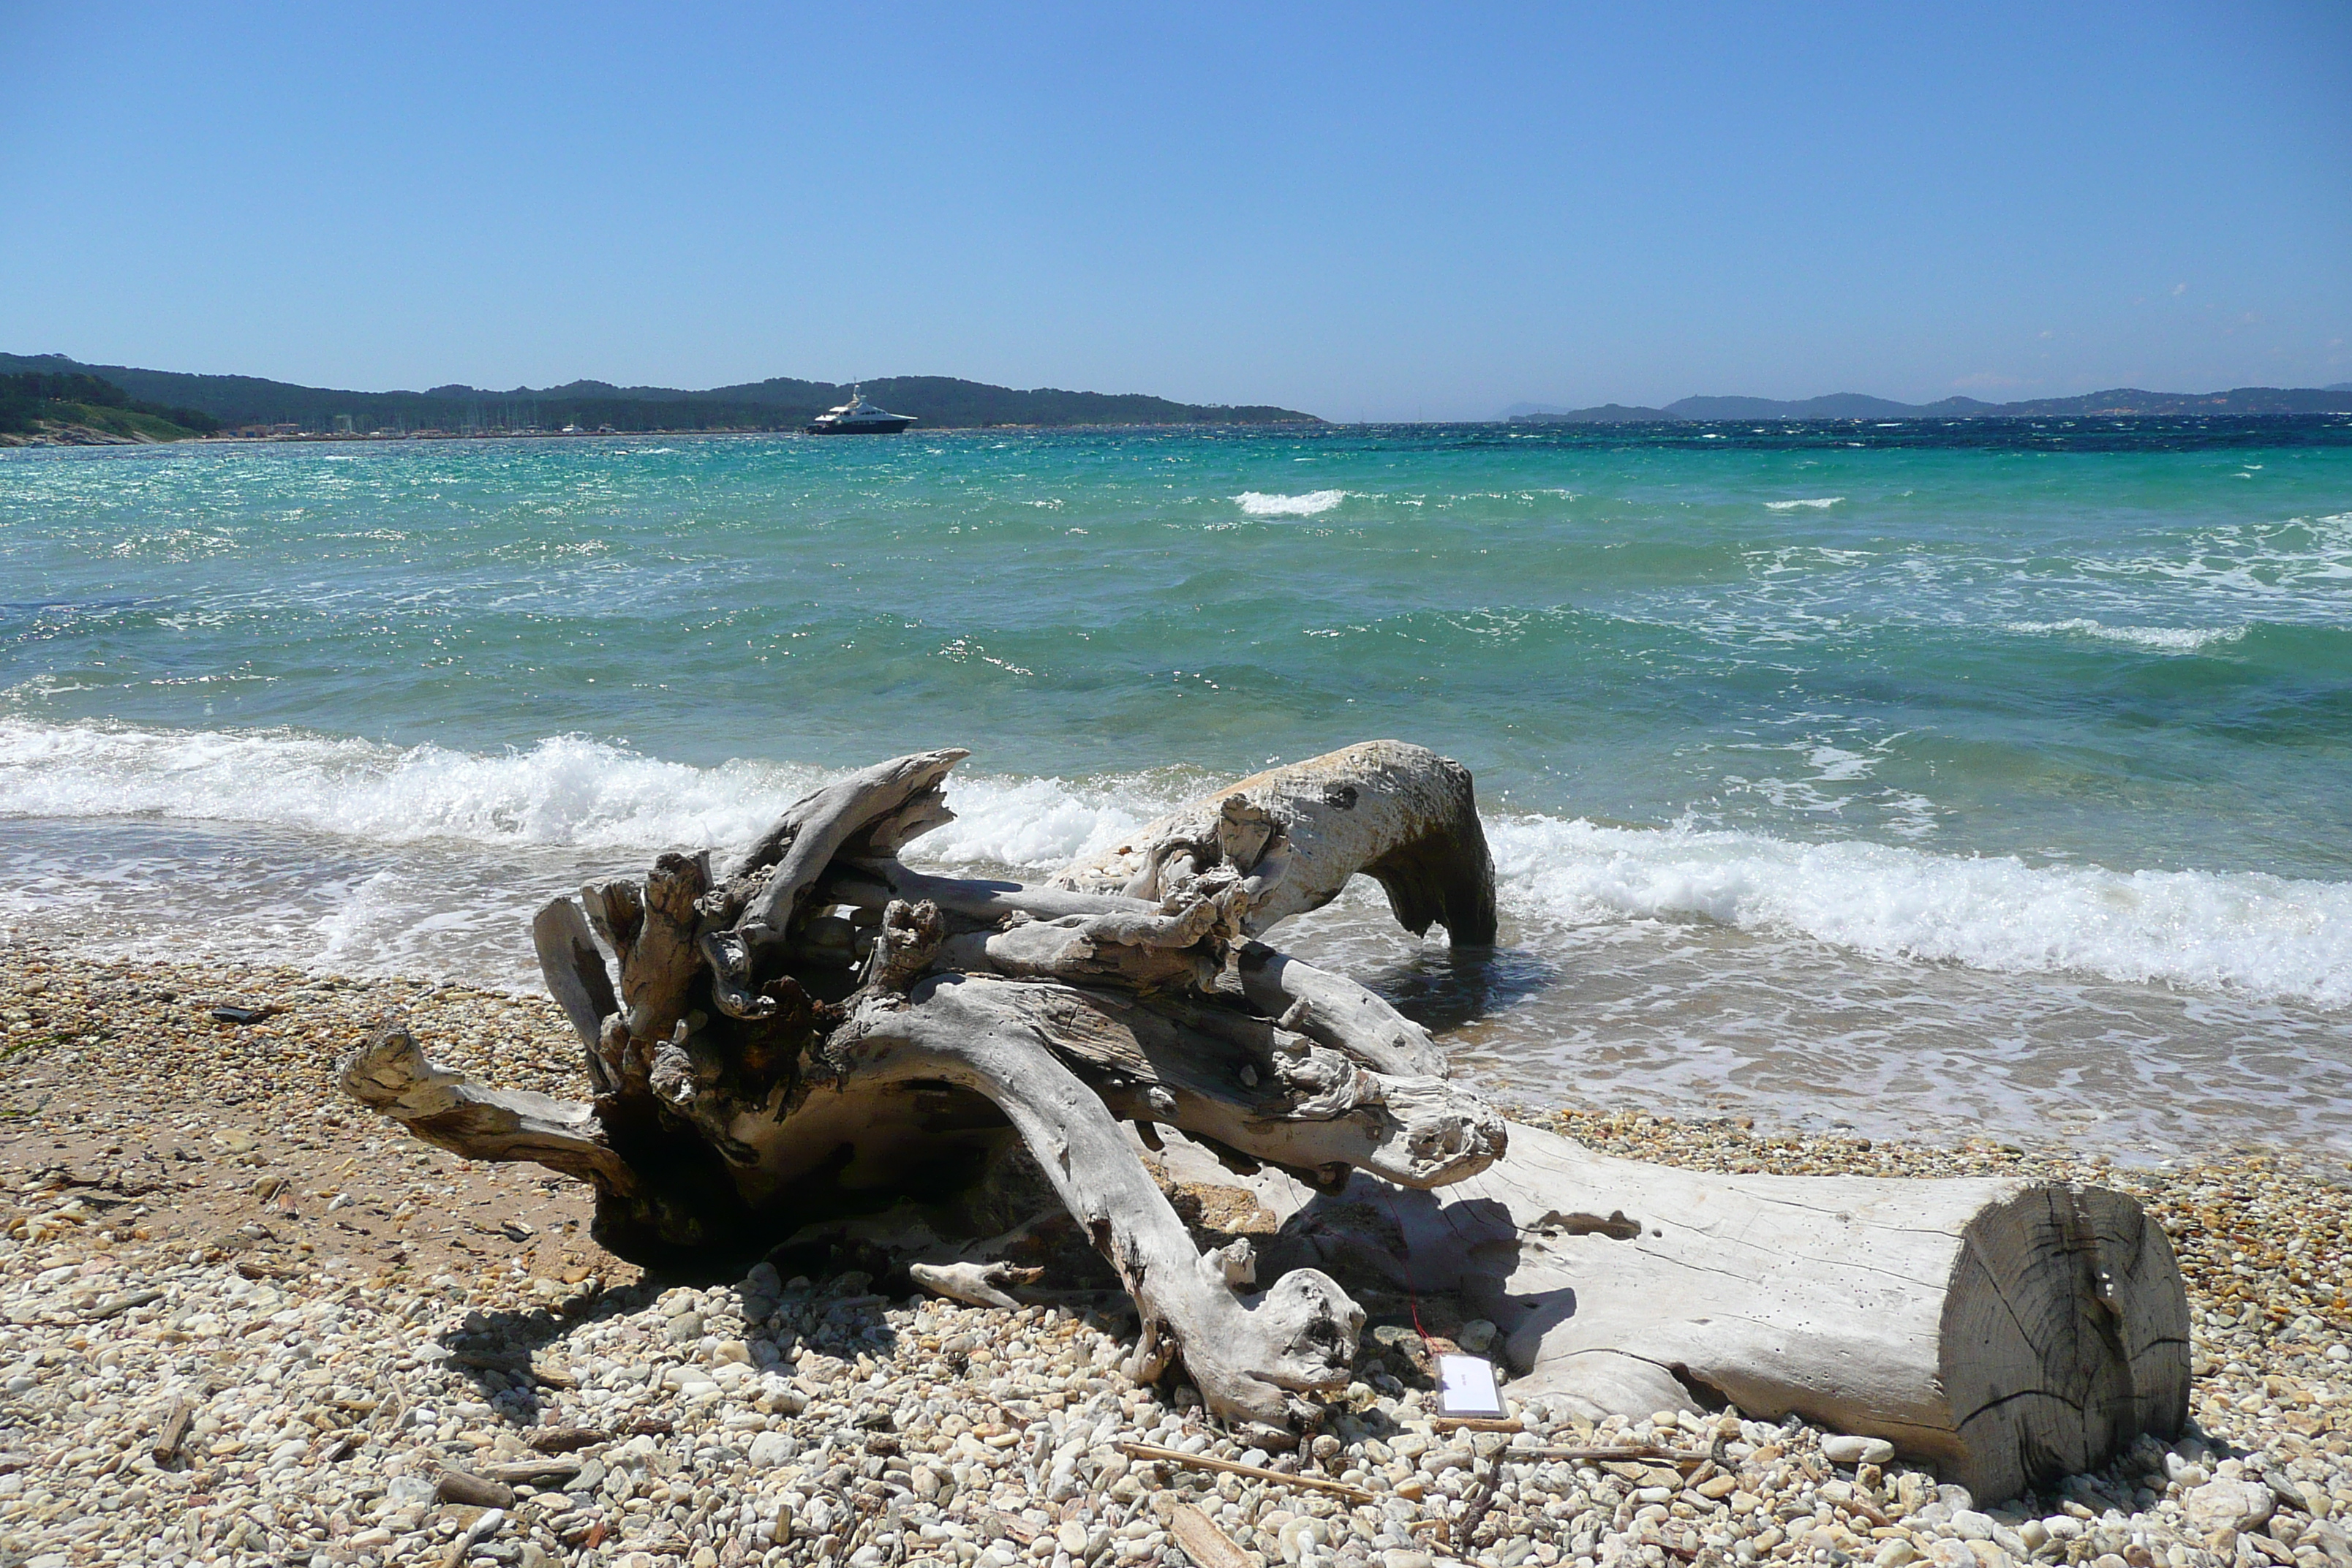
left=1269, top=1121, right=2190, bottom=1501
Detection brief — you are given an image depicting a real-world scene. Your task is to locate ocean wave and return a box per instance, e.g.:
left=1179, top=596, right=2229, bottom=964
left=1487, top=816, right=2352, bottom=1007
left=1763, top=497, right=1844, bottom=510
left=4, top=717, right=2345, bottom=1006
left=2002, top=617, right=2249, bottom=652
left=1233, top=489, right=1349, bottom=517
left=0, top=718, right=1171, bottom=867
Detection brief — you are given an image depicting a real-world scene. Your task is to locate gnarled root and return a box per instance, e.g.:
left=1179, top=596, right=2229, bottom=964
left=832, top=971, right=1364, bottom=1428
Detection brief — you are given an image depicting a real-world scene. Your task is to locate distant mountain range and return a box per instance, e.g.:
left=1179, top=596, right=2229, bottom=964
left=1501, top=387, right=2352, bottom=423
left=0, top=353, right=1319, bottom=434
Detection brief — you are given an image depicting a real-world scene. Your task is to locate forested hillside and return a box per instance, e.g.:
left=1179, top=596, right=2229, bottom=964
left=0, top=355, right=1317, bottom=433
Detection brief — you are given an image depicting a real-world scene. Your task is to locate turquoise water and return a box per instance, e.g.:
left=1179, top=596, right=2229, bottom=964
left=4, top=425, right=2349, bottom=1154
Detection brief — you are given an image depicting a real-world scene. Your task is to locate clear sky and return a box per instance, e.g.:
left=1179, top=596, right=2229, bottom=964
left=4, top=2, right=2348, bottom=421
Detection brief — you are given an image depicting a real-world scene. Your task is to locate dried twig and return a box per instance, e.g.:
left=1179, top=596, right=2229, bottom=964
left=1114, top=1440, right=1373, bottom=1503
left=1537, top=1444, right=1708, bottom=1466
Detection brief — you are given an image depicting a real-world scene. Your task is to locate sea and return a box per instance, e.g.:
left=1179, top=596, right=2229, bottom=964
left=4, top=418, right=2348, bottom=1161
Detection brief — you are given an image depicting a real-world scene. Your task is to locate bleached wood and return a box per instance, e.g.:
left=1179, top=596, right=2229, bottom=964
left=900, top=974, right=1505, bottom=1191
left=909, top=1259, right=1040, bottom=1310
left=338, top=1020, right=633, bottom=1191
left=728, top=747, right=968, bottom=939
left=825, top=860, right=1161, bottom=927
left=530, top=897, right=619, bottom=1091
left=1054, top=739, right=1498, bottom=945
left=832, top=970, right=1364, bottom=1431
left=620, top=851, right=709, bottom=1042
left=1265, top=1121, right=2189, bottom=1501
left=1235, top=941, right=1446, bottom=1078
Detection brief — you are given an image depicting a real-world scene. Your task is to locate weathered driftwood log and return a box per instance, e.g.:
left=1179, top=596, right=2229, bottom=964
left=1238, top=1122, right=2189, bottom=1501
left=338, top=739, right=2189, bottom=1493
left=1054, top=739, right=1498, bottom=945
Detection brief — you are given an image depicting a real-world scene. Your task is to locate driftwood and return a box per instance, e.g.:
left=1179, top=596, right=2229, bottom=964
left=1237, top=1124, right=2189, bottom=1503
left=339, top=739, right=2187, bottom=1494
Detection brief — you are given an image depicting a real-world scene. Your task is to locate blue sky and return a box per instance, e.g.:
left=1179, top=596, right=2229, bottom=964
left=4, top=2, right=2347, bottom=420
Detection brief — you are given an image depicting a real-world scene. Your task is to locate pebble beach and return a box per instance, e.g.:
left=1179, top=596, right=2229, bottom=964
left=5, top=946, right=2351, bottom=1568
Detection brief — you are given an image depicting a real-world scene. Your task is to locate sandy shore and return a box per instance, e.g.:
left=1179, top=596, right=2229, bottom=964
left=3, top=943, right=2349, bottom=1568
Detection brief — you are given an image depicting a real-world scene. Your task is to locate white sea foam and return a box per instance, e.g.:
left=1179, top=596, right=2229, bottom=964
left=4, top=717, right=2346, bottom=1007
left=0, top=720, right=801, bottom=851
left=2002, top=617, right=2248, bottom=652
left=0, top=718, right=1172, bottom=869
left=1763, top=497, right=1844, bottom=510
left=1486, top=816, right=2352, bottom=1007
left=1233, top=489, right=1349, bottom=517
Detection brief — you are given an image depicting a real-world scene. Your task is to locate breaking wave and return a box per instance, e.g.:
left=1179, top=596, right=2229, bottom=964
left=1233, top=489, right=1349, bottom=517
left=3, top=718, right=2345, bottom=1008
left=2002, top=618, right=2250, bottom=652
left=1485, top=816, right=2351, bottom=1008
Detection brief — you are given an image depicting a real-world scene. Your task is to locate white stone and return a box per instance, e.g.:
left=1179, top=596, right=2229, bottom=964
left=748, top=1431, right=796, bottom=1468
left=384, top=1474, right=437, bottom=1509
left=1821, top=1434, right=1897, bottom=1466
left=1952, top=1509, right=1996, bottom=1540
left=2185, top=1478, right=2276, bottom=1536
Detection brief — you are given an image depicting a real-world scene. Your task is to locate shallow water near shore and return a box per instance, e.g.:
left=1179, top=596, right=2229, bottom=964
left=3, top=421, right=2348, bottom=1158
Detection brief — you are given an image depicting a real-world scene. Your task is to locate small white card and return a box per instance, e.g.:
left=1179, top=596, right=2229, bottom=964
left=1436, top=1354, right=1505, bottom=1420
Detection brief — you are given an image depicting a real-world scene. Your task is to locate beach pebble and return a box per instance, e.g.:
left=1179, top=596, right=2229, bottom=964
left=2185, top=1477, right=2276, bottom=1535
left=1822, top=1433, right=1897, bottom=1466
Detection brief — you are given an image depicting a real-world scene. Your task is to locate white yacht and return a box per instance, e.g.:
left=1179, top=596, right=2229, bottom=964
left=807, top=387, right=917, bottom=435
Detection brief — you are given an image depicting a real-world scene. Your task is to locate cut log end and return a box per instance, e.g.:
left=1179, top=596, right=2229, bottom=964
left=1938, top=1181, right=2191, bottom=1501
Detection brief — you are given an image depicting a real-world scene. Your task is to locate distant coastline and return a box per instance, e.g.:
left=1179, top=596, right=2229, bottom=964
left=0, top=353, right=1321, bottom=442
left=1501, top=385, right=2352, bottom=423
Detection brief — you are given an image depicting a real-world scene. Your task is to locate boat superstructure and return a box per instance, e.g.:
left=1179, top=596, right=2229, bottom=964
left=807, top=388, right=917, bottom=435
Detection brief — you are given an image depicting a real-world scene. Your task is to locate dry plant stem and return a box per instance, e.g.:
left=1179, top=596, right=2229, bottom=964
left=1113, top=1441, right=1374, bottom=1503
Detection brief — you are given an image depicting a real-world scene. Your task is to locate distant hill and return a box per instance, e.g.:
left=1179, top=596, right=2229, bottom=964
left=0, top=369, right=218, bottom=445
left=0, top=354, right=1320, bottom=434
left=1507, top=386, right=2352, bottom=423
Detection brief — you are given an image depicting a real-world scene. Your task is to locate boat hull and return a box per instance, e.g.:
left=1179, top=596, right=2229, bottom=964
left=806, top=418, right=916, bottom=435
